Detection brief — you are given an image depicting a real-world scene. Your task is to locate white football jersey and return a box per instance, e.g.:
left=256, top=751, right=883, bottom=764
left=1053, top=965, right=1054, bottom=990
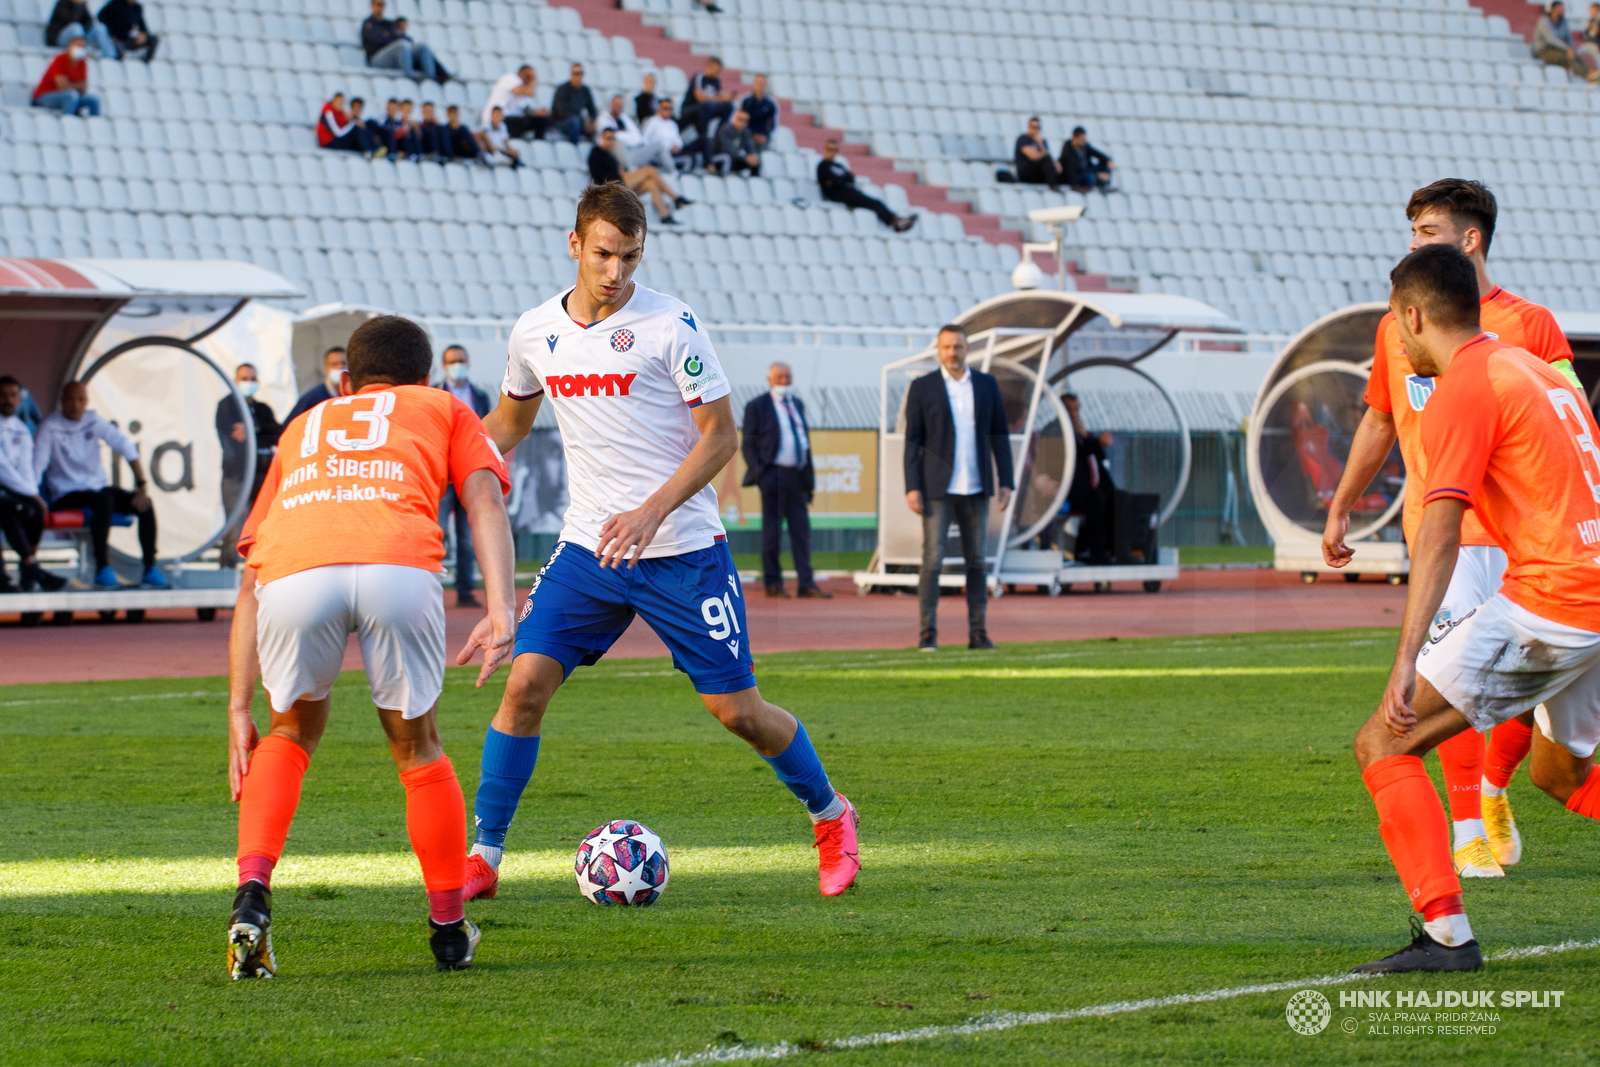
left=503, top=283, right=730, bottom=558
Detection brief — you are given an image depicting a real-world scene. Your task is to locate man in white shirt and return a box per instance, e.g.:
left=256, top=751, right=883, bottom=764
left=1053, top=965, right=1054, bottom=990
left=454, top=182, right=861, bottom=905
left=481, top=64, right=550, bottom=140
left=642, top=97, right=686, bottom=163
left=598, top=92, right=678, bottom=174
left=476, top=107, right=520, bottom=167
left=903, top=325, right=1015, bottom=651
left=0, top=375, right=66, bottom=592
left=32, top=380, right=166, bottom=589
left=740, top=362, right=830, bottom=599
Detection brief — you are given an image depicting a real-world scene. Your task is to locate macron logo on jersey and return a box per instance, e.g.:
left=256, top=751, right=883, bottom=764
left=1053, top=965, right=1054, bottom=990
left=547, top=372, right=639, bottom=398
left=546, top=333, right=559, bottom=352
left=680, top=311, right=697, bottom=332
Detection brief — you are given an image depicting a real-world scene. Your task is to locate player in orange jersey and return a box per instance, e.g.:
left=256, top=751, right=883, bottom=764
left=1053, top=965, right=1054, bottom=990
left=1351, top=245, right=1600, bottom=973
left=1324, top=180, right=1578, bottom=878
left=223, top=316, right=514, bottom=978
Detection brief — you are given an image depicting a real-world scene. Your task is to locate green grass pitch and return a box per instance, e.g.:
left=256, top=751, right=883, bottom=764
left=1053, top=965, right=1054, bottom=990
left=2, top=629, right=1598, bottom=1065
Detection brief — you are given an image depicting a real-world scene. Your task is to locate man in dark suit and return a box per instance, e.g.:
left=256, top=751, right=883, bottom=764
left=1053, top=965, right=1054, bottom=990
left=904, top=324, right=1014, bottom=651
left=285, top=346, right=347, bottom=424
left=436, top=344, right=493, bottom=608
left=742, top=362, right=831, bottom=599
left=214, top=362, right=281, bottom=568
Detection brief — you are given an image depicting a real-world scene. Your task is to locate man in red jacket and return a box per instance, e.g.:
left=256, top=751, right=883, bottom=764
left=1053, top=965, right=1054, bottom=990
left=32, top=36, right=99, bottom=117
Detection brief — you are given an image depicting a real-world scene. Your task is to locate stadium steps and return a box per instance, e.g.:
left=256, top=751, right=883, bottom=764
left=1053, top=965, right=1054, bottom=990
left=547, top=0, right=1081, bottom=279
left=1466, top=0, right=1549, bottom=41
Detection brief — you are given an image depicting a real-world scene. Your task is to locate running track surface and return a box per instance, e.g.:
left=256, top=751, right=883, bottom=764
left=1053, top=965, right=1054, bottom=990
left=0, top=569, right=1407, bottom=685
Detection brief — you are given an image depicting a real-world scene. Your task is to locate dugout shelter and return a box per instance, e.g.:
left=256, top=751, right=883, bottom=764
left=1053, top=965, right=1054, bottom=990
left=852, top=289, right=1239, bottom=597
left=0, top=257, right=303, bottom=624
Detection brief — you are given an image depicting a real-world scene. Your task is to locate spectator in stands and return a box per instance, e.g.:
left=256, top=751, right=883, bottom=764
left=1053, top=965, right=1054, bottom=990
left=435, top=345, right=489, bottom=608
left=395, top=99, right=423, bottom=158
left=742, top=362, right=830, bottom=600
left=483, top=65, right=550, bottom=140
left=550, top=63, right=598, bottom=144
left=1059, top=127, right=1115, bottom=193
left=1581, top=2, right=1600, bottom=69
left=46, top=0, right=114, bottom=56
left=589, top=127, right=680, bottom=224
left=635, top=72, right=659, bottom=122
left=681, top=56, right=734, bottom=148
left=477, top=107, right=522, bottom=168
left=444, top=104, right=480, bottom=162
left=740, top=74, right=778, bottom=151
left=817, top=139, right=916, bottom=232
left=1063, top=392, right=1115, bottom=565
left=362, top=0, right=449, bottom=85
left=643, top=97, right=689, bottom=170
left=598, top=93, right=683, bottom=177
left=1534, top=1, right=1600, bottom=80
left=695, top=0, right=722, bottom=11
left=0, top=376, right=65, bottom=593
left=32, top=36, right=100, bottom=118
left=711, top=107, right=761, bottom=176
left=34, top=381, right=165, bottom=589
left=317, top=93, right=383, bottom=156
left=215, top=363, right=281, bottom=569
left=418, top=101, right=449, bottom=160
left=286, top=346, right=346, bottom=422
left=1014, top=117, right=1060, bottom=190
left=95, top=0, right=156, bottom=62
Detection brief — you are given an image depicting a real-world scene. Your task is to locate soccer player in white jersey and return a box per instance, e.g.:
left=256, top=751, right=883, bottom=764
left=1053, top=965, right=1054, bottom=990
left=456, top=183, right=860, bottom=901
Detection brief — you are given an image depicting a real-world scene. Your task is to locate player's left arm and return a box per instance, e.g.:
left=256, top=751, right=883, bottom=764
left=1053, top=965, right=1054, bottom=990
left=596, top=395, right=739, bottom=568
left=1379, top=497, right=1465, bottom=738
left=227, top=566, right=262, bottom=802
left=1529, top=306, right=1582, bottom=390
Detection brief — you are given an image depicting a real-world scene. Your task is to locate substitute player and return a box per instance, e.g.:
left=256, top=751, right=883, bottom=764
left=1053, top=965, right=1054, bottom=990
left=225, top=316, right=514, bottom=977
left=1324, top=179, right=1578, bottom=878
left=454, top=183, right=860, bottom=902
left=1351, top=244, right=1600, bottom=973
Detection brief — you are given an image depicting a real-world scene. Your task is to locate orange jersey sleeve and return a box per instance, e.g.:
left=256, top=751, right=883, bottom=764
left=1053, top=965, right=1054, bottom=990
left=235, top=450, right=283, bottom=560
left=1480, top=287, right=1573, bottom=364
left=1422, top=336, right=1600, bottom=631
left=1363, top=312, right=1397, bottom=413
left=243, top=385, right=510, bottom=584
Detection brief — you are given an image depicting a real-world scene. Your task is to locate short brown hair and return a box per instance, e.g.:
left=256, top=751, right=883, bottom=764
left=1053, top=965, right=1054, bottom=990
left=1406, top=179, right=1497, bottom=255
left=937, top=323, right=967, bottom=339
left=1390, top=244, right=1481, bottom=333
left=347, top=315, right=433, bottom=389
left=575, top=181, right=648, bottom=242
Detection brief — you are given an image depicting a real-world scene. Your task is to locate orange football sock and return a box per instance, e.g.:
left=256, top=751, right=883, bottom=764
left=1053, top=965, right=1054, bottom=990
left=1565, top=767, right=1600, bottom=819
left=236, top=734, right=312, bottom=885
left=1362, top=754, right=1461, bottom=914
left=1485, top=718, right=1535, bottom=789
left=1435, top=729, right=1484, bottom=821
left=401, top=755, right=467, bottom=923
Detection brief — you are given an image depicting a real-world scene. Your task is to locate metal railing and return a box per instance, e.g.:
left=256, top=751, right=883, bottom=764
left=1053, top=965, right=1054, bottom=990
left=416, top=316, right=942, bottom=348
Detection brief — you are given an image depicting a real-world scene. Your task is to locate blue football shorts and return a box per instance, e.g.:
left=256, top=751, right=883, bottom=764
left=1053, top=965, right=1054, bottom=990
left=512, top=539, right=757, bottom=694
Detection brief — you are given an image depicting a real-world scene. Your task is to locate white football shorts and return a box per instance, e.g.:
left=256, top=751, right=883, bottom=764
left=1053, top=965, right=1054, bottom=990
left=1417, top=592, right=1600, bottom=759
left=1428, top=545, right=1507, bottom=642
left=255, top=563, right=446, bottom=719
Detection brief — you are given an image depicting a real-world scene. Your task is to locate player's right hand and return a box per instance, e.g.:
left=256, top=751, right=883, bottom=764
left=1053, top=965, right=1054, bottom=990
left=1322, top=508, right=1353, bottom=568
left=1379, top=662, right=1418, bottom=739
left=905, top=490, right=923, bottom=516
left=457, top=609, right=516, bottom=688
left=228, top=708, right=259, bottom=803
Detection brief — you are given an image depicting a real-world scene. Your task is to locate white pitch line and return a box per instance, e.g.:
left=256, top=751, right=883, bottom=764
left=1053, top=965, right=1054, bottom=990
left=625, top=938, right=1600, bottom=1067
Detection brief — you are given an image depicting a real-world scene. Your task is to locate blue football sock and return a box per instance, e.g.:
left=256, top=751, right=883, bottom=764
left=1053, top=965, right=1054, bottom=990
left=761, top=722, right=839, bottom=820
left=473, top=728, right=539, bottom=855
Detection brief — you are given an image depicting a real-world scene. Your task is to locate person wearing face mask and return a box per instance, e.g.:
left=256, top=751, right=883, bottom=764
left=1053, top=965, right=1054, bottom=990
left=32, top=36, right=100, bottom=118
left=215, top=363, right=282, bottom=569
left=286, top=347, right=348, bottom=423
left=741, top=362, right=830, bottom=599
left=434, top=345, right=491, bottom=608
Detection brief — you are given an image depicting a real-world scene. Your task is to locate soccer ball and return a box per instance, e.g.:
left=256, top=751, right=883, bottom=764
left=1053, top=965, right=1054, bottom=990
left=574, top=820, right=669, bottom=906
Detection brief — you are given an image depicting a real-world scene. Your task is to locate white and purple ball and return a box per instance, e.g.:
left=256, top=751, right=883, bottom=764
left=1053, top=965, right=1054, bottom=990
left=574, top=820, right=669, bottom=906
